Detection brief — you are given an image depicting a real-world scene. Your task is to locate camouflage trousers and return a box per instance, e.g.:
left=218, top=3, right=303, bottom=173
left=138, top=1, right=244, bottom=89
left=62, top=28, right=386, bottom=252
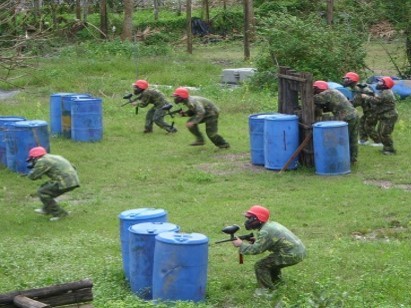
left=254, top=252, right=303, bottom=290
left=377, top=110, right=398, bottom=152
left=359, top=111, right=380, bottom=143
left=38, top=182, right=78, bottom=217
left=187, top=115, right=229, bottom=148
left=145, top=108, right=176, bottom=132
left=346, top=116, right=359, bottom=163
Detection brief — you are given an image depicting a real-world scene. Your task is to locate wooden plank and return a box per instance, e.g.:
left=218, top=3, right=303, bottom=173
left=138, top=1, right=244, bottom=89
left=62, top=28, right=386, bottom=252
left=13, top=296, right=50, bottom=308
left=277, top=73, right=307, bottom=82
left=279, top=131, right=312, bottom=174
left=37, top=288, right=93, bottom=307
left=0, top=279, right=93, bottom=306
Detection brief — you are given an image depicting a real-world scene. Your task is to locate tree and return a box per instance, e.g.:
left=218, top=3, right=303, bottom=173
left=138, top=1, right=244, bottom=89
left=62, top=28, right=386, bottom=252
left=121, top=0, right=133, bottom=41
left=100, top=0, right=108, bottom=39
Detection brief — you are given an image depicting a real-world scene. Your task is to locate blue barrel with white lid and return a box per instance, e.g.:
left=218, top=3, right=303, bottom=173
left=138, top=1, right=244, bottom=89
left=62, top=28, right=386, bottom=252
left=152, top=232, right=208, bottom=302
left=129, top=222, right=180, bottom=299
left=118, top=208, right=167, bottom=281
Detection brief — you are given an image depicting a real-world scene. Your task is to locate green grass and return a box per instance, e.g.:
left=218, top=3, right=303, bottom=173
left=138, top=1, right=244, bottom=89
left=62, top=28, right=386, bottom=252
left=0, top=41, right=411, bottom=307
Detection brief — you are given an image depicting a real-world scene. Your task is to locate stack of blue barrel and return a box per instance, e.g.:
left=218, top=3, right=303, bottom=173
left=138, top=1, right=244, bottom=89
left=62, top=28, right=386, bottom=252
left=49, top=93, right=103, bottom=142
left=0, top=116, right=50, bottom=174
left=118, top=208, right=209, bottom=303
left=248, top=113, right=299, bottom=171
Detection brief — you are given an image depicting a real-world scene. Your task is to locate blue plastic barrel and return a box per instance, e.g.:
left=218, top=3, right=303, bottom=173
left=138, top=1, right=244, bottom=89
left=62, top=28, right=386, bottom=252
left=129, top=222, right=180, bottom=300
left=327, top=81, right=353, bottom=101
left=313, top=121, right=350, bottom=175
left=264, top=114, right=299, bottom=170
left=152, top=232, right=208, bottom=303
left=248, top=113, right=279, bottom=165
left=0, top=116, right=26, bottom=166
left=49, top=93, right=76, bottom=136
left=118, top=208, right=167, bottom=281
left=71, top=97, right=103, bottom=142
left=6, top=120, right=50, bottom=174
left=61, top=94, right=91, bottom=138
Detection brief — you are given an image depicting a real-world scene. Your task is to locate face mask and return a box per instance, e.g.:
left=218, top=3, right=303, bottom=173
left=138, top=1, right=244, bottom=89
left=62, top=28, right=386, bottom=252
left=244, top=216, right=262, bottom=230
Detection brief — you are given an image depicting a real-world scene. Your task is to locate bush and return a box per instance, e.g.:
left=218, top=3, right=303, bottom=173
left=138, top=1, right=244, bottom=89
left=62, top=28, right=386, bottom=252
left=252, top=12, right=367, bottom=90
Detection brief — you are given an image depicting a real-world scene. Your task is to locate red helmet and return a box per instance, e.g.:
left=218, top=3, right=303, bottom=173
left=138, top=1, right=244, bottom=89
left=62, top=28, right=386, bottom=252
left=246, top=205, right=270, bottom=223
left=133, top=79, right=149, bottom=90
left=173, top=87, right=189, bottom=99
left=27, top=146, right=47, bottom=160
left=344, top=72, right=360, bottom=83
left=381, top=76, right=394, bottom=89
left=313, top=81, right=329, bottom=90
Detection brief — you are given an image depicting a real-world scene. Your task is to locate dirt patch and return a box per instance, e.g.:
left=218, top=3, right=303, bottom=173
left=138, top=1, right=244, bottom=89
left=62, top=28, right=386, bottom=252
left=363, top=180, right=411, bottom=191
left=352, top=226, right=408, bottom=242
left=196, top=152, right=268, bottom=175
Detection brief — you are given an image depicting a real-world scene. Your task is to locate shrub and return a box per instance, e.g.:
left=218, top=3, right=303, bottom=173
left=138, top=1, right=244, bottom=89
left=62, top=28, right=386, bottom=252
left=252, top=12, right=367, bottom=91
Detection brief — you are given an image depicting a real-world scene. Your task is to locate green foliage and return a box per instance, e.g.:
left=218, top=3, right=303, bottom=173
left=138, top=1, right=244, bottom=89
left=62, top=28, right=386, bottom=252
left=209, top=10, right=243, bottom=35
left=256, top=0, right=322, bottom=17
left=253, top=13, right=367, bottom=89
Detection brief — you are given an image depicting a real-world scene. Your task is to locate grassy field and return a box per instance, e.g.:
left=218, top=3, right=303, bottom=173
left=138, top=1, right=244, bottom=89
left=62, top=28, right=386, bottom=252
left=0, top=40, right=410, bottom=307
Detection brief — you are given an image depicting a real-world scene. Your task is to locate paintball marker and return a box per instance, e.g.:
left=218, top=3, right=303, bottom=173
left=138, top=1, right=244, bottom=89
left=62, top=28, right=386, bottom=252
left=215, top=225, right=254, bottom=264
left=161, top=103, right=183, bottom=118
left=121, top=93, right=139, bottom=115
left=215, top=225, right=254, bottom=244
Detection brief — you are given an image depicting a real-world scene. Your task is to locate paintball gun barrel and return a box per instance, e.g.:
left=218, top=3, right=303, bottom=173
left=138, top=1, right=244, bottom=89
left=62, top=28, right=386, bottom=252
left=215, top=225, right=254, bottom=244
left=121, top=93, right=139, bottom=114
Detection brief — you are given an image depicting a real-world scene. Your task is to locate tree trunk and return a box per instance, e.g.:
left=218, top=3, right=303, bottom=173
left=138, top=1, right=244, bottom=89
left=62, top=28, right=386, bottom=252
left=154, top=0, right=159, bottom=21
left=326, top=0, right=334, bottom=26
left=186, top=0, right=192, bottom=54
left=243, top=0, right=250, bottom=60
left=100, top=0, right=108, bottom=39
left=76, top=0, right=81, bottom=20
left=121, top=0, right=134, bottom=41
left=82, top=0, right=89, bottom=22
left=247, top=0, right=256, bottom=40
left=202, top=0, right=209, bottom=23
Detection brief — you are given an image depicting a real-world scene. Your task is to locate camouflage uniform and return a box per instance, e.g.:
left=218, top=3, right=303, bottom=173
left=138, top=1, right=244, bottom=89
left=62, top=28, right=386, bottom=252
left=350, top=85, right=380, bottom=143
left=239, top=221, right=306, bottom=290
left=314, top=89, right=360, bottom=162
left=137, top=89, right=176, bottom=133
left=182, top=96, right=230, bottom=148
left=362, top=89, right=398, bottom=153
left=28, top=154, right=80, bottom=217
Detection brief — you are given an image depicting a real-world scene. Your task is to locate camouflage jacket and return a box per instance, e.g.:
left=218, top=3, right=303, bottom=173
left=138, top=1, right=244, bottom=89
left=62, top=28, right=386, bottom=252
left=314, top=89, right=358, bottom=121
left=362, top=89, right=397, bottom=115
left=239, top=221, right=306, bottom=259
left=137, top=89, right=169, bottom=109
left=349, top=84, right=374, bottom=109
left=182, top=96, right=220, bottom=124
left=28, top=154, right=80, bottom=189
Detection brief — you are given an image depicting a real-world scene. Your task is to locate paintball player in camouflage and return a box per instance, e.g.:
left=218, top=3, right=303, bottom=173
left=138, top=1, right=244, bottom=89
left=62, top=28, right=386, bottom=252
left=131, top=79, right=177, bottom=134
left=26, top=146, right=80, bottom=221
left=360, top=76, right=398, bottom=155
left=232, top=205, right=306, bottom=296
left=172, top=87, right=230, bottom=148
left=313, top=80, right=360, bottom=163
left=342, top=72, right=381, bottom=146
